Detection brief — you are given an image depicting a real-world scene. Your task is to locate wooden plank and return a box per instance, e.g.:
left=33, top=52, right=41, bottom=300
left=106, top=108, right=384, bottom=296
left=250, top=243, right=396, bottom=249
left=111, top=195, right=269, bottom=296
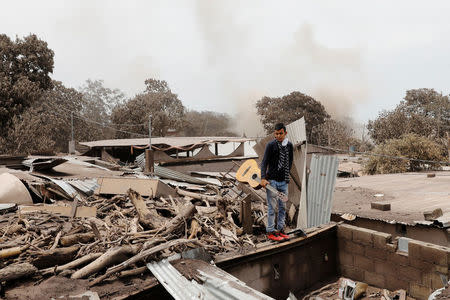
left=96, top=177, right=176, bottom=197
left=20, top=205, right=96, bottom=218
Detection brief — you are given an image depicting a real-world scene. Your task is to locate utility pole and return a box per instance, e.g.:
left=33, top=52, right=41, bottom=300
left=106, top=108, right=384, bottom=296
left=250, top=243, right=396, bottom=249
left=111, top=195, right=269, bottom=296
left=68, top=112, right=75, bottom=154
left=145, top=114, right=154, bottom=174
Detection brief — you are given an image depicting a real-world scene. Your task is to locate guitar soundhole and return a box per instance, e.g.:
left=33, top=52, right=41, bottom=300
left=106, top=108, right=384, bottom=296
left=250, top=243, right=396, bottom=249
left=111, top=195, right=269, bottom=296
left=252, top=174, right=257, bottom=180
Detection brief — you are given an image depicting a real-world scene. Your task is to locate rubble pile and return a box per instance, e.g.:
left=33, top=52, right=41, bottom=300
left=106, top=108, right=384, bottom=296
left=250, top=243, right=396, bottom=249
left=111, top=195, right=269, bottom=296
left=0, top=165, right=271, bottom=289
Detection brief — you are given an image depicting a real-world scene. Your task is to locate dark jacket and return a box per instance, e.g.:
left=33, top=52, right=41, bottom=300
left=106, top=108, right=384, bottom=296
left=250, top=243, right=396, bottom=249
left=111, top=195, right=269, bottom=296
left=260, top=139, right=293, bottom=182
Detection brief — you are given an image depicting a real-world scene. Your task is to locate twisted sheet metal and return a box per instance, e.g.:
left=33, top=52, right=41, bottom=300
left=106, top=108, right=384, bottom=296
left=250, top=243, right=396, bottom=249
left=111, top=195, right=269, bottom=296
left=286, top=117, right=307, bottom=146
left=67, top=179, right=99, bottom=196
left=307, top=154, right=339, bottom=228
left=136, top=153, right=214, bottom=185
left=147, top=259, right=274, bottom=300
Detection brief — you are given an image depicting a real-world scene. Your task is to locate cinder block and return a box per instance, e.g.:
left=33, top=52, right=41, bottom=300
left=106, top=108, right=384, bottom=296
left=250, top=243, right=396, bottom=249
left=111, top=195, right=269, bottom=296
left=387, top=252, right=409, bottom=267
left=365, top=247, right=388, bottom=260
left=371, top=201, right=391, bottom=211
left=408, top=240, right=425, bottom=259
left=340, top=265, right=364, bottom=281
left=337, top=224, right=353, bottom=240
left=409, top=257, right=434, bottom=272
left=420, top=243, right=449, bottom=267
left=352, top=227, right=374, bottom=246
left=372, top=231, right=392, bottom=249
left=339, top=240, right=365, bottom=256
left=374, top=260, right=397, bottom=275
left=384, top=275, right=409, bottom=292
left=398, top=265, right=422, bottom=282
left=364, top=270, right=385, bottom=288
left=354, top=254, right=375, bottom=272
left=422, top=272, right=446, bottom=290
left=409, top=282, right=432, bottom=300
left=339, top=252, right=354, bottom=266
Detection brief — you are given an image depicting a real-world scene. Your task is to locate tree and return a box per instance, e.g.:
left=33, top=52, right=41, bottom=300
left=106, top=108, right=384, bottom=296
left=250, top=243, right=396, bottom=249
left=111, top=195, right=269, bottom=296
left=0, top=81, right=90, bottom=154
left=183, top=110, right=237, bottom=136
left=111, top=79, right=185, bottom=137
left=364, top=134, right=445, bottom=174
left=78, top=79, right=126, bottom=141
left=0, top=34, right=54, bottom=132
left=256, top=91, right=330, bottom=143
left=367, top=89, right=449, bottom=145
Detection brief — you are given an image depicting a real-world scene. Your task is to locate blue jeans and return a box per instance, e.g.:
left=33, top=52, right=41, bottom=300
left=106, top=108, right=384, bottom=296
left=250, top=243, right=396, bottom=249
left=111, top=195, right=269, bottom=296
left=266, top=180, right=288, bottom=233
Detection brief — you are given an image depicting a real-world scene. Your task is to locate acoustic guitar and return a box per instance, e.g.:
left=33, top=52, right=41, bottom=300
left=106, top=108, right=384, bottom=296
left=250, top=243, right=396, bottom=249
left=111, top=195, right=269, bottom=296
left=236, top=159, right=288, bottom=202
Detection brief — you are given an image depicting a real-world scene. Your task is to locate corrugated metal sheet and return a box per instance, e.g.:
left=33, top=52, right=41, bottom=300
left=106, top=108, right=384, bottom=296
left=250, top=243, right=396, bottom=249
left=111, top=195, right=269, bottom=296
left=22, top=157, right=67, bottom=171
left=307, top=154, right=339, bottom=228
left=286, top=117, right=307, bottom=146
left=67, top=179, right=99, bottom=196
left=48, top=178, right=83, bottom=202
left=80, top=137, right=255, bottom=148
left=136, top=153, right=216, bottom=185
left=147, top=259, right=274, bottom=300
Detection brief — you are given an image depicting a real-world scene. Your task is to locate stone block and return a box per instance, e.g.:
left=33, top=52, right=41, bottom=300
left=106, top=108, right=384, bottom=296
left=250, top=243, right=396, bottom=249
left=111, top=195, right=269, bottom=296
left=337, top=224, right=353, bottom=240
left=365, top=247, right=388, bottom=260
left=384, top=275, right=409, bottom=292
left=364, top=270, right=385, bottom=288
left=409, top=282, right=432, bottom=300
left=338, top=251, right=354, bottom=266
left=387, top=251, right=409, bottom=266
left=352, top=227, right=374, bottom=246
left=398, top=265, right=422, bottom=282
left=371, top=201, right=391, bottom=211
left=354, top=254, right=374, bottom=272
left=372, top=231, right=392, bottom=249
left=340, top=265, right=364, bottom=281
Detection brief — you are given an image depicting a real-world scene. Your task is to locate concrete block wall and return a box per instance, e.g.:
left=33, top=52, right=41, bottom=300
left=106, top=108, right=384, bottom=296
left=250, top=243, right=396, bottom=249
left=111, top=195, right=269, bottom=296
left=337, top=224, right=450, bottom=300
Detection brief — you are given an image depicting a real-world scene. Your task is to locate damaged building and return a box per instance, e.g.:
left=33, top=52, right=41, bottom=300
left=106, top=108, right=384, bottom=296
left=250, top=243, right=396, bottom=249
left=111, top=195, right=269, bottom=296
left=0, top=118, right=449, bottom=300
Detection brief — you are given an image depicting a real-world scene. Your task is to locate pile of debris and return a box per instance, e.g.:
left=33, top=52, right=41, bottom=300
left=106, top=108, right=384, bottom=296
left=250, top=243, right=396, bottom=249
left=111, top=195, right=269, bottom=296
left=0, top=157, right=278, bottom=294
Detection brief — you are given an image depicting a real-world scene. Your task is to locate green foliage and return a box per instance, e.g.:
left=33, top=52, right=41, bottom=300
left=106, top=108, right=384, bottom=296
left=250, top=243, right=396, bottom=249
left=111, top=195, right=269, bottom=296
left=367, top=89, right=450, bottom=145
left=256, top=91, right=330, bottom=143
left=183, top=110, right=237, bottom=136
left=0, top=34, right=54, bottom=131
left=111, top=79, right=185, bottom=137
left=364, top=134, right=445, bottom=174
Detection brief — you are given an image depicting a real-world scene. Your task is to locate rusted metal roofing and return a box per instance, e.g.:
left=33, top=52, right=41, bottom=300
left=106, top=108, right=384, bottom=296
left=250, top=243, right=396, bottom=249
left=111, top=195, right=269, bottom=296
left=307, top=154, right=339, bottom=228
left=79, top=137, right=255, bottom=151
left=147, top=259, right=274, bottom=300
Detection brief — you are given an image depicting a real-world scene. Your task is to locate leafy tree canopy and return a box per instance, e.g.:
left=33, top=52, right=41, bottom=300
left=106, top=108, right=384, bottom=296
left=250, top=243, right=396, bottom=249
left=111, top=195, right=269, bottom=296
left=0, top=34, right=54, bottom=131
left=183, top=110, right=237, bottom=136
left=111, top=79, right=185, bottom=138
left=256, top=91, right=330, bottom=143
left=368, top=89, right=449, bottom=145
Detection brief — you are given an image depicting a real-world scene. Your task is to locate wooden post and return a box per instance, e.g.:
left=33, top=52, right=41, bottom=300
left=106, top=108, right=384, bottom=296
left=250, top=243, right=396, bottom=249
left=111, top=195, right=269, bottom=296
left=240, top=194, right=252, bottom=234
left=145, top=149, right=154, bottom=173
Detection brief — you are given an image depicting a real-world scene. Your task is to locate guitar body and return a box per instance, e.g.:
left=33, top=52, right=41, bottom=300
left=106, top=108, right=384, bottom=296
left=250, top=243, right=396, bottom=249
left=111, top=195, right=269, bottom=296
left=236, top=159, right=288, bottom=202
left=235, top=159, right=262, bottom=189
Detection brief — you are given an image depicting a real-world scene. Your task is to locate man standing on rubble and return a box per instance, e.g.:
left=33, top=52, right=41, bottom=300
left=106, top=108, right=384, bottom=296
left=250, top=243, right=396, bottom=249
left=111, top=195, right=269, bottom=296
left=260, top=123, right=293, bottom=242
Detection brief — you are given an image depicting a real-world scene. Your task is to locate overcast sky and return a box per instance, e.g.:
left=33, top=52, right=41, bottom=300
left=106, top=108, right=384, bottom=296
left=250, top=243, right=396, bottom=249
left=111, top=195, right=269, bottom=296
left=2, top=1, right=450, bottom=135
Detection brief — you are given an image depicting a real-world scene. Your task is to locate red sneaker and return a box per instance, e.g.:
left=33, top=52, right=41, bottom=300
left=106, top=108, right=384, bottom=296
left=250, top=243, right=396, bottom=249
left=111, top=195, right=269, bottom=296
left=267, top=232, right=283, bottom=242
left=276, top=232, right=290, bottom=240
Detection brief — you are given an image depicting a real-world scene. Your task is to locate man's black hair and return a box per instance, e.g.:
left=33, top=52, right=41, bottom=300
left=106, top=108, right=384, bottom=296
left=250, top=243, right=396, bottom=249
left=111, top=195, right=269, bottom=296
left=274, top=123, right=286, bottom=132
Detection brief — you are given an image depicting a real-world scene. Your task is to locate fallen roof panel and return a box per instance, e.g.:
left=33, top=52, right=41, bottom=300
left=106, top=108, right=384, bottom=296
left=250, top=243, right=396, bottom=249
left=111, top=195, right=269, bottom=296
left=147, top=259, right=274, bottom=300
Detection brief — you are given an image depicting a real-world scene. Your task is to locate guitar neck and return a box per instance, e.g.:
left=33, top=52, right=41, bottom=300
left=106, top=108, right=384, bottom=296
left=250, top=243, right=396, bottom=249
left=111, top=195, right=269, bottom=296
left=265, top=184, right=279, bottom=195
